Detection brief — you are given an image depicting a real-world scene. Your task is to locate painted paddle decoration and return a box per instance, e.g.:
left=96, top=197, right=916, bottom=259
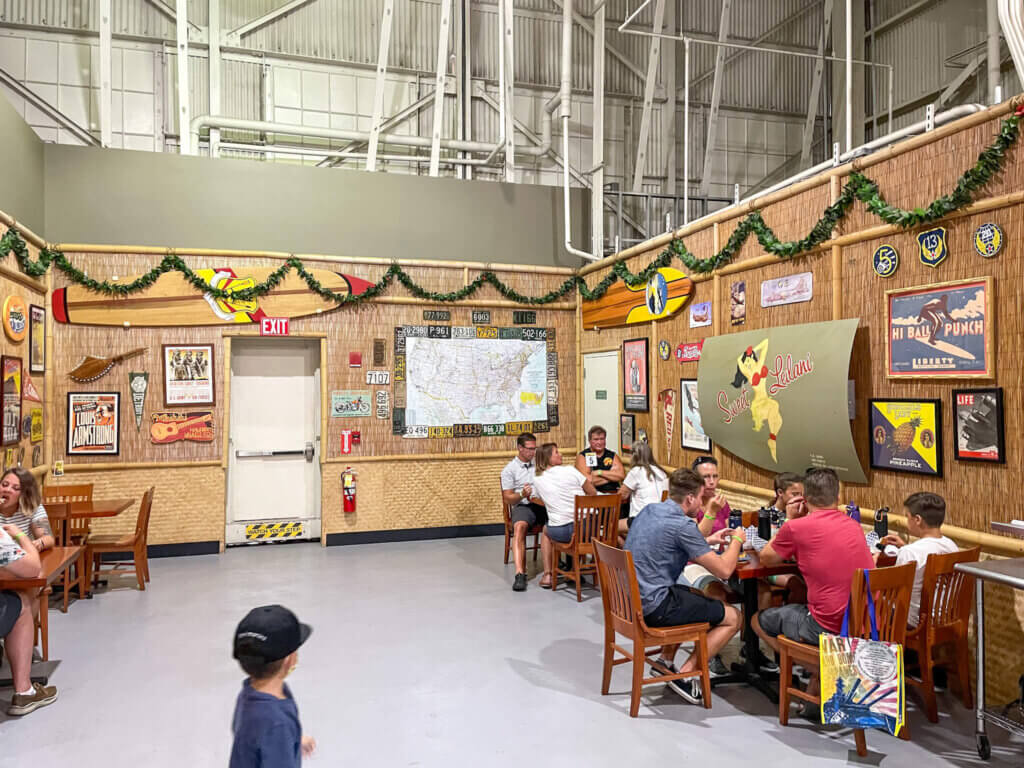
left=68, top=348, right=146, bottom=383
left=51, top=267, right=375, bottom=327
left=582, top=266, right=693, bottom=330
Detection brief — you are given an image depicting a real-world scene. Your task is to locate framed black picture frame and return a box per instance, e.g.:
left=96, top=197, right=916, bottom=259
left=622, top=338, right=649, bottom=412
left=28, top=304, right=45, bottom=374
left=952, top=388, right=1005, bottom=463
left=680, top=377, right=712, bottom=452
left=67, top=391, right=121, bottom=456
left=868, top=398, right=942, bottom=477
left=162, top=344, right=216, bottom=407
left=619, top=414, right=635, bottom=452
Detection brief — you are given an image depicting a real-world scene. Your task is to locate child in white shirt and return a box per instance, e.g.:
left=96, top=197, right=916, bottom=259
left=618, top=442, right=668, bottom=539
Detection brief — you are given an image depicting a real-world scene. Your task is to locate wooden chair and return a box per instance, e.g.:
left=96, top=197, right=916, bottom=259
left=593, top=541, right=711, bottom=716
left=42, top=483, right=94, bottom=545
left=85, top=487, right=154, bottom=593
left=905, top=546, right=980, bottom=723
left=501, top=487, right=542, bottom=565
left=778, top=562, right=916, bottom=757
left=551, top=494, right=620, bottom=602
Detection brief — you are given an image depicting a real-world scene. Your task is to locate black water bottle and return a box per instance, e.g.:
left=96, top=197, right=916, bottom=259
left=874, top=507, right=889, bottom=538
left=758, top=507, right=772, bottom=541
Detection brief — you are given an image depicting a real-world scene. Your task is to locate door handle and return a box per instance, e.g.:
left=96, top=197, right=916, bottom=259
left=235, top=448, right=309, bottom=458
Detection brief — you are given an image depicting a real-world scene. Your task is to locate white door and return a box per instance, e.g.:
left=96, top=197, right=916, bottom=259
left=583, top=351, right=620, bottom=453
left=226, top=338, right=321, bottom=545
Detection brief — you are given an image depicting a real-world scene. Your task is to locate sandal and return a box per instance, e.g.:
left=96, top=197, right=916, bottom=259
left=539, top=574, right=553, bottom=589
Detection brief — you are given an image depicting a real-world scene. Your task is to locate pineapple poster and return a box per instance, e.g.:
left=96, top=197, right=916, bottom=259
left=698, top=319, right=866, bottom=482
left=869, top=399, right=942, bottom=477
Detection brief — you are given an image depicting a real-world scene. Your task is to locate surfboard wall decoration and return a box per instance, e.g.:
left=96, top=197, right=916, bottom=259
left=52, top=267, right=375, bottom=327
left=582, top=267, right=693, bottom=330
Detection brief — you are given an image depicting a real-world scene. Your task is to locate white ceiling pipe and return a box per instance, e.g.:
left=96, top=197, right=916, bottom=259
left=217, top=141, right=494, bottom=165
left=998, top=0, right=1024, bottom=88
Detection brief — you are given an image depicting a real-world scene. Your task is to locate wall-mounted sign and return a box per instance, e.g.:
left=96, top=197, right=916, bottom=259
left=513, top=311, right=537, bottom=325
left=372, top=339, right=387, bottom=366
left=1, top=356, right=21, bottom=445
left=595, top=390, right=607, bottom=400
left=658, top=388, right=675, bottom=450
left=582, top=267, right=693, bottom=330
left=619, top=414, right=635, bottom=452
left=331, top=390, right=371, bottom=418
left=761, top=272, right=813, bottom=307
left=658, top=340, right=671, bottom=360
left=129, top=372, right=149, bottom=431
left=28, top=305, right=45, bottom=373
left=689, top=301, right=711, bottom=328
left=472, top=311, right=491, bottom=325
left=423, top=310, right=451, bottom=322
left=917, top=226, right=948, bottom=268
left=697, top=320, right=865, bottom=482
left=51, top=267, right=374, bottom=326
left=163, top=344, right=214, bottom=407
left=730, top=281, right=746, bottom=325
left=67, top=392, right=120, bottom=455
left=952, top=387, right=1004, bottom=463
left=885, top=277, right=992, bottom=379
left=869, top=398, right=942, bottom=477
left=676, top=340, right=703, bottom=363
left=22, top=374, right=41, bottom=403
left=2, top=296, right=27, bottom=342
left=349, top=351, right=362, bottom=368
left=622, top=338, right=649, bottom=412
left=366, top=370, right=390, bottom=385
left=680, top=378, right=711, bottom=452
left=259, top=317, right=290, bottom=336
left=375, top=390, right=389, bottom=419
left=872, top=244, right=899, bottom=278
left=973, top=223, right=1002, bottom=258
left=150, top=411, right=215, bottom=444
left=29, top=407, right=43, bottom=443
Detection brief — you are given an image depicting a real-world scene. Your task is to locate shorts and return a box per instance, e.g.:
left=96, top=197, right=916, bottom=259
left=0, top=590, right=23, bottom=637
left=509, top=502, right=548, bottom=528
left=681, top=563, right=726, bottom=592
left=545, top=522, right=574, bottom=543
left=645, top=584, right=726, bottom=628
left=757, top=603, right=828, bottom=645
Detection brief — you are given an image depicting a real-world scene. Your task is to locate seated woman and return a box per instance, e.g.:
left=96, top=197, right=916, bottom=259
left=617, top=442, right=668, bottom=541
left=0, top=469, right=54, bottom=551
left=530, top=443, right=597, bottom=589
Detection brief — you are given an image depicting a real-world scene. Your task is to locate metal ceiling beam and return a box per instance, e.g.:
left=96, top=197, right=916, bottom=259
left=176, top=0, right=191, bottom=154
left=662, top=0, right=675, bottom=197
left=142, top=0, right=202, bottom=33
left=632, top=0, right=666, bottom=192
left=935, top=53, right=986, bottom=108
left=366, top=0, right=395, bottom=171
left=318, top=91, right=437, bottom=168
left=698, top=0, right=732, bottom=196
left=209, top=0, right=222, bottom=157
left=0, top=67, right=100, bottom=146
left=801, top=0, right=832, bottom=164
left=592, top=0, right=606, bottom=255
left=227, top=0, right=319, bottom=41
left=867, top=0, right=940, bottom=37
left=500, top=0, right=515, bottom=181
left=429, top=0, right=453, bottom=176
left=99, top=0, right=112, bottom=146
left=548, top=0, right=646, bottom=84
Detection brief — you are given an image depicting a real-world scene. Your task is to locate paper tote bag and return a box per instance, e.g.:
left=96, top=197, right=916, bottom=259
left=819, top=572, right=906, bottom=736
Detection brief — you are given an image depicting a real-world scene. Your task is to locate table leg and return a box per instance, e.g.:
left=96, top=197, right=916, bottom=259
left=79, top=552, right=88, bottom=602
left=714, top=578, right=780, bottom=704
left=975, top=578, right=986, bottom=738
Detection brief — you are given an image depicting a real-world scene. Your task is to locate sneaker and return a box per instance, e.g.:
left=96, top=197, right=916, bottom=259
left=650, top=661, right=703, bottom=704
left=512, top=573, right=527, bottom=592
left=709, top=654, right=730, bottom=678
left=7, top=682, right=58, bottom=716
left=796, top=701, right=820, bottom=722
left=740, top=646, right=780, bottom=674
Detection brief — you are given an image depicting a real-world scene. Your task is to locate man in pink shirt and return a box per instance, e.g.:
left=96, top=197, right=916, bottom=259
left=752, top=467, right=874, bottom=651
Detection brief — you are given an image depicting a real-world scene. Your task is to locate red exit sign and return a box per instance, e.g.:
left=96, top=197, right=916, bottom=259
left=260, top=317, right=290, bottom=336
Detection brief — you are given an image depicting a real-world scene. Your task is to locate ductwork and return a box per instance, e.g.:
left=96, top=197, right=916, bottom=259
left=998, top=0, right=1024, bottom=86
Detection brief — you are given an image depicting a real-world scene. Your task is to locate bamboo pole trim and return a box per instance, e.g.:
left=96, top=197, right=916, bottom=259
left=0, top=263, right=46, bottom=292
left=0, top=211, right=47, bottom=251
left=62, top=460, right=223, bottom=472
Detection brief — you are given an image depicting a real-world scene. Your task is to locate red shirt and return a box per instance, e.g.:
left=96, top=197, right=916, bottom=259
left=770, top=508, right=874, bottom=633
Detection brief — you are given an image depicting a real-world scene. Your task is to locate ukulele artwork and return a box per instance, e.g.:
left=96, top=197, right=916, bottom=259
left=150, top=411, right=215, bottom=444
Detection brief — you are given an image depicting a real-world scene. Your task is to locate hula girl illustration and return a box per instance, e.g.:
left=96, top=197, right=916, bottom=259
left=731, top=339, right=783, bottom=461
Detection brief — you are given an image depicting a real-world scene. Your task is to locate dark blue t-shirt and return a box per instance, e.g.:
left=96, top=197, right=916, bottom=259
left=230, top=680, right=302, bottom=768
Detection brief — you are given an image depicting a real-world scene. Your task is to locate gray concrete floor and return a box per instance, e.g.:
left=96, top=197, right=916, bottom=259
left=2, top=537, right=1022, bottom=767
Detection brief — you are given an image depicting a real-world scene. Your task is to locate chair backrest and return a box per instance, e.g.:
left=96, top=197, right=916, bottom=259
left=135, top=487, right=155, bottom=541
left=42, top=502, right=70, bottom=546
left=573, top=494, right=621, bottom=548
left=848, top=563, right=916, bottom=645
left=918, top=546, right=980, bottom=633
left=499, top=481, right=513, bottom=528
left=660, top=490, right=669, bottom=502
left=42, top=483, right=94, bottom=505
left=594, top=540, right=643, bottom=638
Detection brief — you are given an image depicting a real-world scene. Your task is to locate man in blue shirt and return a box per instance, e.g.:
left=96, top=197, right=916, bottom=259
left=231, top=605, right=315, bottom=767
left=625, top=468, right=744, bottom=703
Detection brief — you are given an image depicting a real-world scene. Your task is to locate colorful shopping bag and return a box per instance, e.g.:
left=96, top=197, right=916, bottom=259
left=819, top=571, right=905, bottom=736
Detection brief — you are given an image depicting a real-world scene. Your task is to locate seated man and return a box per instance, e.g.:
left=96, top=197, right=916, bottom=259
left=625, top=468, right=744, bottom=705
left=878, top=492, right=958, bottom=628
left=0, top=523, right=58, bottom=715
left=575, top=426, right=626, bottom=514
left=500, top=432, right=549, bottom=593
left=752, top=468, right=874, bottom=708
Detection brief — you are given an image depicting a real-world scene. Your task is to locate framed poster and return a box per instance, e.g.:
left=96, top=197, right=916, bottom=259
left=680, top=378, right=711, bottom=452
left=67, top=392, right=120, bottom=455
left=730, top=281, right=746, bottom=325
left=1, top=356, right=21, bottom=445
left=952, top=388, right=1004, bottom=463
left=619, top=414, right=635, bottom=452
left=689, top=301, right=712, bottom=328
left=761, top=272, right=813, bottom=307
left=869, top=398, right=941, bottom=477
left=29, top=305, right=45, bottom=373
left=622, top=338, right=649, bottom=412
left=162, top=344, right=215, bottom=407
left=885, top=277, right=993, bottom=379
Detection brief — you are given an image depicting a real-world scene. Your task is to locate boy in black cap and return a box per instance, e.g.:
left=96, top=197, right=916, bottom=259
left=230, top=605, right=315, bottom=767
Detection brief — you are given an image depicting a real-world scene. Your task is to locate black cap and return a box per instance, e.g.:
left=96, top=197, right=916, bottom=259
left=233, top=605, right=312, bottom=664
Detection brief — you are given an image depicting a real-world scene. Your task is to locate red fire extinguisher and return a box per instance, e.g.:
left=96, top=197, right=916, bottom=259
left=342, top=467, right=357, bottom=514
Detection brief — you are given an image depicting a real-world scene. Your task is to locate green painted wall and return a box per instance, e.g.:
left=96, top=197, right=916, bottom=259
left=43, top=145, right=589, bottom=268
left=0, top=93, right=44, bottom=233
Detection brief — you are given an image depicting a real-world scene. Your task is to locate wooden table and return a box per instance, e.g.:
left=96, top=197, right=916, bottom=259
left=65, top=498, right=134, bottom=519
left=711, top=550, right=800, bottom=703
left=0, top=546, right=84, bottom=685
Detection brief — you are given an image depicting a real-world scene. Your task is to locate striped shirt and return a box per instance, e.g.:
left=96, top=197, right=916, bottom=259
left=0, top=504, right=53, bottom=539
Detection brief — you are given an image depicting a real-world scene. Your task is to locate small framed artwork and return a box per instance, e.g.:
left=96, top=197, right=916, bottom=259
left=869, top=398, right=942, bottom=477
left=885, top=277, right=993, bottom=379
left=1, top=356, right=22, bottom=445
left=680, top=378, right=712, bottom=452
left=29, top=305, right=45, bottom=373
left=163, top=344, right=215, bottom=407
left=952, top=388, right=1005, bottom=463
left=67, top=392, right=120, bottom=456
left=622, top=338, right=649, bottom=412
left=619, top=414, right=635, bottom=452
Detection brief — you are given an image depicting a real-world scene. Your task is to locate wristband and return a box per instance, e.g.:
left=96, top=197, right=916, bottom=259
left=731, top=535, right=744, bottom=544
left=12, top=531, right=26, bottom=540
left=703, top=512, right=716, bottom=521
